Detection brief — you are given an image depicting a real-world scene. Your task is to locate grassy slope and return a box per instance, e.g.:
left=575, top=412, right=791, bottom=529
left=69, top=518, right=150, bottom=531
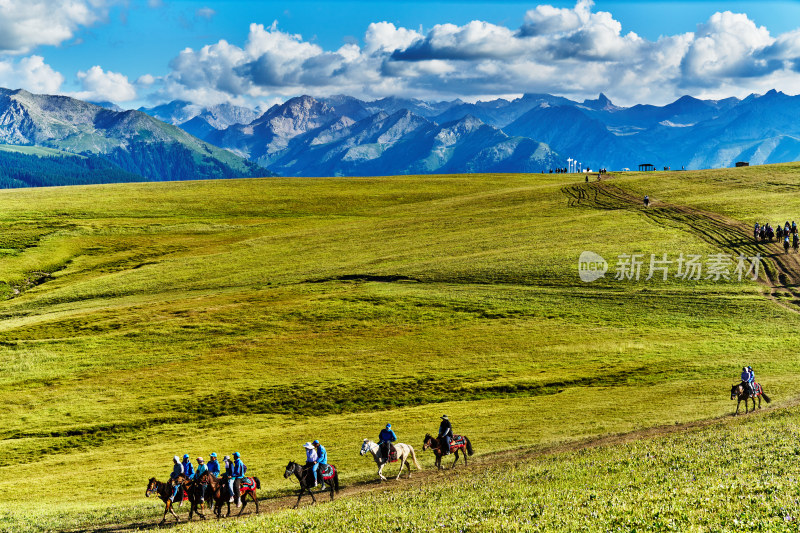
left=1, top=168, right=800, bottom=531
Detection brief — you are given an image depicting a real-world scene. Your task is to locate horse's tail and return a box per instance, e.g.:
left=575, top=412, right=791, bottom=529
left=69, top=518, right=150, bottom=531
left=333, top=471, right=340, bottom=493
left=254, top=477, right=261, bottom=489
left=762, top=391, right=772, bottom=403
left=465, top=436, right=474, bottom=456
left=410, top=446, right=422, bottom=470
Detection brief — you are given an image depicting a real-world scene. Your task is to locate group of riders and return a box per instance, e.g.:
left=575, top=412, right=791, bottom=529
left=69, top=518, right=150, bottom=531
left=754, top=221, right=800, bottom=252
left=164, top=415, right=455, bottom=503
left=377, top=415, right=454, bottom=462
left=168, top=452, right=246, bottom=507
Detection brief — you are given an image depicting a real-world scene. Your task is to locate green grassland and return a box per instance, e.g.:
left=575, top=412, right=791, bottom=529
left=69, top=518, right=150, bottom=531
left=2, top=167, right=800, bottom=531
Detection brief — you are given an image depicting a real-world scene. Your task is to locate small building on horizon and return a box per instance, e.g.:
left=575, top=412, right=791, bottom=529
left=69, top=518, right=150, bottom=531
left=735, top=161, right=750, bottom=167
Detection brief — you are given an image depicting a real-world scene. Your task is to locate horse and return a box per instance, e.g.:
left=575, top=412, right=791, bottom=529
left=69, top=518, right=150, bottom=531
left=731, top=382, right=771, bottom=415
left=360, top=439, right=421, bottom=481
left=146, top=477, right=185, bottom=525
left=284, top=461, right=339, bottom=508
left=793, top=235, right=799, bottom=252
left=784, top=238, right=790, bottom=253
left=422, top=433, right=473, bottom=470
left=204, top=473, right=260, bottom=517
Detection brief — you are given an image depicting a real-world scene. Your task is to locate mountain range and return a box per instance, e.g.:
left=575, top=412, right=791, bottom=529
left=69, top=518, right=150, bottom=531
left=1, top=86, right=800, bottom=189
left=0, top=88, right=268, bottom=187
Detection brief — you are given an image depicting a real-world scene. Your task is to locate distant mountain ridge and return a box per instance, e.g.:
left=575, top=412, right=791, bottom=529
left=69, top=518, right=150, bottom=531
left=139, top=89, right=800, bottom=175
left=0, top=88, right=269, bottom=187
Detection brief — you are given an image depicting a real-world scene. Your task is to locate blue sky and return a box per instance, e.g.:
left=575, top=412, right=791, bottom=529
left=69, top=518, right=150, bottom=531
left=2, top=0, right=800, bottom=108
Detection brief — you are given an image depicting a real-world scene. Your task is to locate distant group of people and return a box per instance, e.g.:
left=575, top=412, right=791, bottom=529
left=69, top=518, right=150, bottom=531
left=169, top=452, right=246, bottom=506
left=754, top=221, right=799, bottom=252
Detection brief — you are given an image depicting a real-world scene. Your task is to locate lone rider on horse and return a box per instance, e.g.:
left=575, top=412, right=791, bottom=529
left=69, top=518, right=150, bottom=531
left=378, top=423, right=397, bottom=463
left=438, top=415, right=453, bottom=455
left=741, top=366, right=754, bottom=396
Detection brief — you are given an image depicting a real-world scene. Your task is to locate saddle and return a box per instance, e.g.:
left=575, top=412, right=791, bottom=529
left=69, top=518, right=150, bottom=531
left=388, top=444, right=398, bottom=463
left=319, top=464, right=336, bottom=480
left=240, top=477, right=256, bottom=492
left=751, top=383, right=763, bottom=397
left=449, top=435, right=466, bottom=451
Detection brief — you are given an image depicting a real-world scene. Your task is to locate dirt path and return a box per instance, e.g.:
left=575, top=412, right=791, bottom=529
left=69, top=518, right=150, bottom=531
left=563, top=181, right=800, bottom=312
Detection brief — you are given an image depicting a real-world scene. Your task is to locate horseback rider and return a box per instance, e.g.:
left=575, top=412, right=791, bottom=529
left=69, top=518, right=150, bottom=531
left=438, top=415, right=453, bottom=455
left=303, top=442, right=319, bottom=487
left=181, top=454, right=195, bottom=480
left=747, top=366, right=755, bottom=393
left=195, top=457, right=209, bottom=503
left=222, top=455, right=233, bottom=502
left=230, top=452, right=245, bottom=507
left=793, top=233, right=799, bottom=249
left=378, top=423, right=397, bottom=463
left=207, top=452, right=220, bottom=477
left=313, top=439, right=328, bottom=490
left=793, top=221, right=797, bottom=234
left=168, top=455, right=184, bottom=503
left=741, top=366, right=753, bottom=397
left=643, top=195, right=649, bottom=207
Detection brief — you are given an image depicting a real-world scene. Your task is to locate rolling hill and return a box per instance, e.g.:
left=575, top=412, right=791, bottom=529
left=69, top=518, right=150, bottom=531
left=3, top=165, right=800, bottom=531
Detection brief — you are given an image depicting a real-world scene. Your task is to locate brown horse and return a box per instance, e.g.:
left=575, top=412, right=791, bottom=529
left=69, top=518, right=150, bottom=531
left=204, top=473, right=261, bottom=517
left=731, top=382, right=771, bottom=415
left=423, top=434, right=473, bottom=469
left=145, top=477, right=185, bottom=525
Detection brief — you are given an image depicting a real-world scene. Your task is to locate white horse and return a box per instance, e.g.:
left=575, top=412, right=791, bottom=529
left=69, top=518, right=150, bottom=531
left=360, top=439, right=421, bottom=481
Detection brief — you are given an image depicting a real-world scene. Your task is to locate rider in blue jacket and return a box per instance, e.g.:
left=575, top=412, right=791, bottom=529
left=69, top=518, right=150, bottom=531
left=378, top=423, right=397, bottom=463
left=231, top=452, right=245, bottom=507
left=169, top=455, right=184, bottom=502
left=207, top=452, right=220, bottom=477
left=741, top=366, right=752, bottom=396
left=313, top=439, right=328, bottom=489
left=181, top=454, right=195, bottom=480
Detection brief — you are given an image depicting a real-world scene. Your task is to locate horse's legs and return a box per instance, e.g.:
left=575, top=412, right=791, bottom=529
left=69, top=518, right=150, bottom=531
left=237, top=494, right=247, bottom=517
left=735, top=398, right=741, bottom=415
left=452, top=450, right=459, bottom=469
left=396, top=454, right=407, bottom=480
left=254, top=493, right=259, bottom=514
left=758, top=396, right=762, bottom=409
left=378, top=461, right=387, bottom=481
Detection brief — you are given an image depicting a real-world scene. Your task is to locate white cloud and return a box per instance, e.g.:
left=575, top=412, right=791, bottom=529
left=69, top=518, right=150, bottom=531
left=150, top=2, right=800, bottom=107
left=0, top=55, right=64, bottom=93
left=0, top=0, right=110, bottom=54
left=73, top=65, right=136, bottom=102
left=196, top=7, right=215, bottom=20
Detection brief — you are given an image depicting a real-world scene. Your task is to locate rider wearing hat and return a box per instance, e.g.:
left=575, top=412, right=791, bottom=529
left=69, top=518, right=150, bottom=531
left=169, top=455, right=184, bottom=502
left=438, top=415, right=453, bottom=455
left=231, top=452, right=246, bottom=507
left=303, top=442, right=319, bottom=487
left=207, top=452, right=220, bottom=477
left=378, top=423, right=397, bottom=463
left=741, top=366, right=752, bottom=396
left=313, top=440, right=328, bottom=489
left=181, top=454, right=195, bottom=480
